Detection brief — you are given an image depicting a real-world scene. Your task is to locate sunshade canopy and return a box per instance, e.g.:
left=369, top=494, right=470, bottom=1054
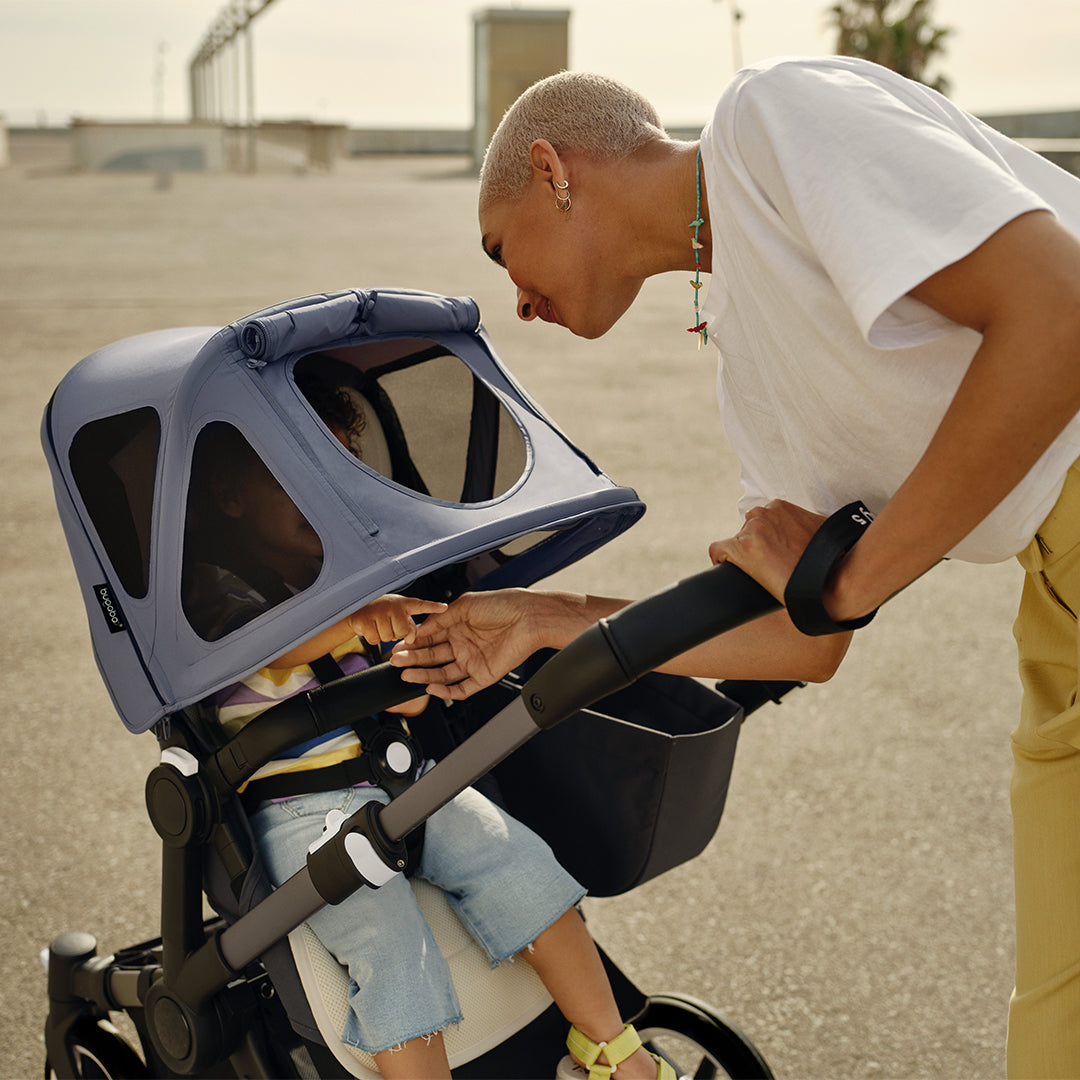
left=42, top=289, right=644, bottom=733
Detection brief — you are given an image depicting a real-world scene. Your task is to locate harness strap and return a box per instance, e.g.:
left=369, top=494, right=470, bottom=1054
left=308, top=651, right=347, bottom=685
left=240, top=752, right=382, bottom=806
left=240, top=651, right=428, bottom=868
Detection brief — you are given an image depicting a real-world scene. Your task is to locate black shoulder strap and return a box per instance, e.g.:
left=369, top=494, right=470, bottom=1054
left=309, top=652, right=347, bottom=686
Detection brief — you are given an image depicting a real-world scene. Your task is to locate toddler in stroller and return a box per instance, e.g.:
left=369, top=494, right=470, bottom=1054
left=41, top=288, right=781, bottom=1079
left=186, top=371, right=669, bottom=1078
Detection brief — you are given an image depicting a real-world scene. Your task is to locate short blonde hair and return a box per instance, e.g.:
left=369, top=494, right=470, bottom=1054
left=479, top=71, right=667, bottom=209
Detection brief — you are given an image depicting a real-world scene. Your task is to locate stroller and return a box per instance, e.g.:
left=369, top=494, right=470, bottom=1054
left=40, top=288, right=791, bottom=1079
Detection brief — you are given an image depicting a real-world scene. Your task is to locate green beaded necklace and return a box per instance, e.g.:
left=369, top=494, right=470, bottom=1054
left=687, top=146, right=709, bottom=349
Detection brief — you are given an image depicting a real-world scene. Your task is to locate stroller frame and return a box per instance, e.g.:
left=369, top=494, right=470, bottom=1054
left=40, top=288, right=792, bottom=1078
left=45, top=568, right=789, bottom=1079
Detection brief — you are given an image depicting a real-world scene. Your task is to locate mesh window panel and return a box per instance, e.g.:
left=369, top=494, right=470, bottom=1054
left=69, top=407, right=161, bottom=598
left=294, top=342, right=527, bottom=503
left=181, top=422, right=324, bottom=641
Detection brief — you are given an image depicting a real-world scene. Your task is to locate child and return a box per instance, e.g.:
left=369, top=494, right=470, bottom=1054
left=185, top=379, right=670, bottom=1079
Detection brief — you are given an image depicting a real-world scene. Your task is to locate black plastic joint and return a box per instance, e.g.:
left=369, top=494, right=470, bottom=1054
left=307, top=801, right=408, bottom=905
left=47, top=933, right=98, bottom=1004
left=145, top=751, right=215, bottom=849
left=521, top=621, right=632, bottom=730
left=172, top=933, right=240, bottom=1014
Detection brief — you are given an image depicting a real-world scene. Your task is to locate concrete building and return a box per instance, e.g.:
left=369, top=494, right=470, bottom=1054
left=472, top=8, right=570, bottom=168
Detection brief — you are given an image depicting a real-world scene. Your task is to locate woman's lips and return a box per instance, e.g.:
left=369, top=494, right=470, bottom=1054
left=536, top=297, right=561, bottom=325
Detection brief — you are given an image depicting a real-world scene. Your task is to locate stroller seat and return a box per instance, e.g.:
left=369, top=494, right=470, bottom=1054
left=292, top=878, right=553, bottom=1076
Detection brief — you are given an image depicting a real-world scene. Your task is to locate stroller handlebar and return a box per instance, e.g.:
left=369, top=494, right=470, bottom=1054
left=214, top=563, right=785, bottom=991
left=309, top=562, right=781, bottom=737
left=521, top=561, right=781, bottom=730
left=221, top=562, right=781, bottom=788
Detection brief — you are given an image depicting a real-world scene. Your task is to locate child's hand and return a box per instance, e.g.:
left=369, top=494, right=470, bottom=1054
left=348, top=594, right=447, bottom=648
left=386, top=695, right=430, bottom=718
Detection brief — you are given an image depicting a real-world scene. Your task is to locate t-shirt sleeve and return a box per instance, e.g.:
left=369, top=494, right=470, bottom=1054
left=725, top=61, right=1050, bottom=348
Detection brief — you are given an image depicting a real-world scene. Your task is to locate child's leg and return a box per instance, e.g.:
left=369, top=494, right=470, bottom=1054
left=421, top=784, right=658, bottom=1075
left=374, top=1031, right=451, bottom=1079
left=522, top=907, right=658, bottom=1080
left=249, top=790, right=462, bottom=1067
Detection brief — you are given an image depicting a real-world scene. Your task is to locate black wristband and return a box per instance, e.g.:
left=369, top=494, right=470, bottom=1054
left=783, top=502, right=878, bottom=636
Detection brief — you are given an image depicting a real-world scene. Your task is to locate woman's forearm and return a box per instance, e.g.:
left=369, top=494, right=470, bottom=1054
left=528, top=591, right=849, bottom=683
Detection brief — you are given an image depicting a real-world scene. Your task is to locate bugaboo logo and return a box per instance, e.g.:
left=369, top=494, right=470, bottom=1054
left=93, top=583, right=128, bottom=634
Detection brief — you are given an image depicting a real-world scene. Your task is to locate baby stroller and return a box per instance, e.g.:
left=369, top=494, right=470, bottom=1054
left=41, top=287, right=790, bottom=1079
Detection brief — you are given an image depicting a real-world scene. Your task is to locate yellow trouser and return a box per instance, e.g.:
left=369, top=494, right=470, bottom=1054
left=1010, top=458, right=1080, bottom=1079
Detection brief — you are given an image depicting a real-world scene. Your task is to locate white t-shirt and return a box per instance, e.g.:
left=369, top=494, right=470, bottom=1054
left=699, top=55, right=1080, bottom=562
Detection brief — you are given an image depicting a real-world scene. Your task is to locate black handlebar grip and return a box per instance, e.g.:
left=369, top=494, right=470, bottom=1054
left=520, top=562, right=779, bottom=729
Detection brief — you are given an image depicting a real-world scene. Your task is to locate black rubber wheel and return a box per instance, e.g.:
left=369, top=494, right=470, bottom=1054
left=635, top=994, right=774, bottom=1079
left=45, top=1018, right=149, bottom=1080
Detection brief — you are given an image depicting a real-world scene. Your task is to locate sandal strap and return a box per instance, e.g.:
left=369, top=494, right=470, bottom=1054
left=566, top=1024, right=643, bottom=1077
left=655, top=1053, right=677, bottom=1080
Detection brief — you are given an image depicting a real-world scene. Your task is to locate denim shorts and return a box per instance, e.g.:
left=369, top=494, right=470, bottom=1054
left=249, top=779, right=585, bottom=1055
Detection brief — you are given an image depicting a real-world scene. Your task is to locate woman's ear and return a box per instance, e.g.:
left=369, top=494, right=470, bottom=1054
left=529, top=138, right=565, bottom=190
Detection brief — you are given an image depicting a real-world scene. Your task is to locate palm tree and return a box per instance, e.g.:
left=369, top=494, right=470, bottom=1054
left=826, top=0, right=952, bottom=94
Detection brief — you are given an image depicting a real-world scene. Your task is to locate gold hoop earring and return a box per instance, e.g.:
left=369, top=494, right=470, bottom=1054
left=554, top=178, right=571, bottom=212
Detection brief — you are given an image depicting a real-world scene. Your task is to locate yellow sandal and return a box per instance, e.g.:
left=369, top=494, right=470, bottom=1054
left=561, top=1022, right=676, bottom=1079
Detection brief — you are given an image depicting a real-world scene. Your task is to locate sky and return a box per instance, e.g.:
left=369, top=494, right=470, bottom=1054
left=1, top=0, right=1078, bottom=130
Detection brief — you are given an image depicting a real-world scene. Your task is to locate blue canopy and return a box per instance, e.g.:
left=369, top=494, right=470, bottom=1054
left=42, top=289, right=644, bottom=733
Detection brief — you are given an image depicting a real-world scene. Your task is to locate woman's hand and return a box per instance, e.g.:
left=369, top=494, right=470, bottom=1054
left=709, top=501, right=828, bottom=602
left=390, top=588, right=599, bottom=700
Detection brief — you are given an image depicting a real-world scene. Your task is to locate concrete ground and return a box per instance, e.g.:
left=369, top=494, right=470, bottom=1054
left=0, top=137, right=1021, bottom=1078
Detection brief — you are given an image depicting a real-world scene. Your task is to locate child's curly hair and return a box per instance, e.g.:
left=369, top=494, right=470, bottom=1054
left=295, top=368, right=367, bottom=459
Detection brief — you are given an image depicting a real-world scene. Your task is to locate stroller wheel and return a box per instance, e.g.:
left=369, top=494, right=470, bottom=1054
left=635, top=994, right=774, bottom=1080
left=44, top=1018, right=148, bottom=1080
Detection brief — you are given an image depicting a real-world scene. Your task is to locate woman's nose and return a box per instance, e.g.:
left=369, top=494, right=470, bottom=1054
left=516, top=287, right=537, bottom=321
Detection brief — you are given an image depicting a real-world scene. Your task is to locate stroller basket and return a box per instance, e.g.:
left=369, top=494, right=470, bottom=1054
left=433, top=660, right=744, bottom=897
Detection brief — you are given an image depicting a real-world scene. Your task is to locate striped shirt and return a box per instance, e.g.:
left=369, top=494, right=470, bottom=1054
left=215, top=641, right=375, bottom=792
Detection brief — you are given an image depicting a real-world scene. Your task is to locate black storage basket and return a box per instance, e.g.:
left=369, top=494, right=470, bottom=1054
left=426, top=658, right=744, bottom=897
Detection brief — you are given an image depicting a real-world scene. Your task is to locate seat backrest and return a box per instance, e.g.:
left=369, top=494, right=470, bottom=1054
left=340, top=388, right=393, bottom=481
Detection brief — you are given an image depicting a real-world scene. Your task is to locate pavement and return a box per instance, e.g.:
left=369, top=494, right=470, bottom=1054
left=0, top=135, right=1022, bottom=1078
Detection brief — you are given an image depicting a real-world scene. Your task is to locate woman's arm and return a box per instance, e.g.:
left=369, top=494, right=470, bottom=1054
left=390, top=585, right=849, bottom=700
left=712, top=210, right=1080, bottom=618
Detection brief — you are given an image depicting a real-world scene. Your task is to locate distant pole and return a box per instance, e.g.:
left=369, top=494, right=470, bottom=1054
left=188, top=0, right=277, bottom=167
left=189, top=62, right=199, bottom=120
left=245, top=23, right=256, bottom=171
left=153, top=41, right=167, bottom=120
left=714, top=0, right=744, bottom=71
left=217, top=52, right=226, bottom=121
left=232, top=38, right=241, bottom=125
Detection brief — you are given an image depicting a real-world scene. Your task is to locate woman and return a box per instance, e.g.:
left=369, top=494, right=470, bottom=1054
left=394, top=58, right=1080, bottom=1077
